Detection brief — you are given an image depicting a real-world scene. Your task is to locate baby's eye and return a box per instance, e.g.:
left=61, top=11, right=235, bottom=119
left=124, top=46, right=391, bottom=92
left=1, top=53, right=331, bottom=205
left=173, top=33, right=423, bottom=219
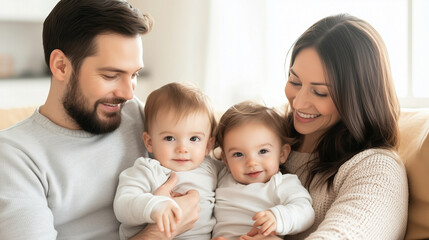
left=232, top=152, right=243, bottom=157
left=190, top=136, right=200, bottom=142
left=164, top=136, right=175, bottom=141
left=259, top=149, right=268, bottom=154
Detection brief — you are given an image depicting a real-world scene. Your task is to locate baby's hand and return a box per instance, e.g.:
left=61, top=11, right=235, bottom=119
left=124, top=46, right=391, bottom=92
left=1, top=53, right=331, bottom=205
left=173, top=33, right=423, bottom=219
left=151, top=201, right=182, bottom=238
left=252, top=210, right=276, bottom=236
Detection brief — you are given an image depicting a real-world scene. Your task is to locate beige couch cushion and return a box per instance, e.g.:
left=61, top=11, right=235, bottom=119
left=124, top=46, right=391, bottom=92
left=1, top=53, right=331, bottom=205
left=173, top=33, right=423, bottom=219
left=0, top=106, right=36, bottom=130
left=399, top=109, right=429, bottom=240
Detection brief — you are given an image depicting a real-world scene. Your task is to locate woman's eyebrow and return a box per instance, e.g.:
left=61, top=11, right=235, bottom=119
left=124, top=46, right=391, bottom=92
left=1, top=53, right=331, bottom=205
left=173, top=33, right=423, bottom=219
left=290, top=68, right=329, bottom=86
left=289, top=68, right=299, bottom=78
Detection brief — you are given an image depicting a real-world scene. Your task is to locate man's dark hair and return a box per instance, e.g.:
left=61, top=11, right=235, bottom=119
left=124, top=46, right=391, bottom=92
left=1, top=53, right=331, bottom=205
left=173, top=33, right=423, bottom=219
left=43, top=0, right=153, bottom=74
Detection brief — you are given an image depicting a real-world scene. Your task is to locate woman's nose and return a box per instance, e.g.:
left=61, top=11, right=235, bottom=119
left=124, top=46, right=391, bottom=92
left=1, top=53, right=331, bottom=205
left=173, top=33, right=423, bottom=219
left=292, top=89, right=310, bottom=110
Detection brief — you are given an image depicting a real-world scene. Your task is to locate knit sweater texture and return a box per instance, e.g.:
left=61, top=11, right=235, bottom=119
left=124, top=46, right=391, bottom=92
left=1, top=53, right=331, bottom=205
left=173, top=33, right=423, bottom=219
left=283, top=149, right=408, bottom=240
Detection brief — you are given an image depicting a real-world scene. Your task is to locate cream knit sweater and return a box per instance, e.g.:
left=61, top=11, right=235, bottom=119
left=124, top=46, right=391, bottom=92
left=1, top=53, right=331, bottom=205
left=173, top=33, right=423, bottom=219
left=283, top=149, right=408, bottom=240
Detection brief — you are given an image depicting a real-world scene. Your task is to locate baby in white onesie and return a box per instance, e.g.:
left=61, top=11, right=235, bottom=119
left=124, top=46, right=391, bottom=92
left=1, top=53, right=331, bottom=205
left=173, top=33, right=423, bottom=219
left=212, top=101, right=315, bottom=240
left=114, top=82, right=223, bottom=240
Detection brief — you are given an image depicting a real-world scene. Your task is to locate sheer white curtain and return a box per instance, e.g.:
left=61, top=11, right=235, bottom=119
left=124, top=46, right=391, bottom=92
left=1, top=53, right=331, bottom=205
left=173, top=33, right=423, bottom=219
left=203, top=0, right=412, bottom=110
left=412, top=0, right=429, bottom=98
left=204, top=1, right=273, bottom=110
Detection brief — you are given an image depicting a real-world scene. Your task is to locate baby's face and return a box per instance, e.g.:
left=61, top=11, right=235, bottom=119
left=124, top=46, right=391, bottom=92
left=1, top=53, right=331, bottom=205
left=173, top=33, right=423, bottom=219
left=222, top=122, right=289, bottom=184
left=144, top=111, right=213, bottom=171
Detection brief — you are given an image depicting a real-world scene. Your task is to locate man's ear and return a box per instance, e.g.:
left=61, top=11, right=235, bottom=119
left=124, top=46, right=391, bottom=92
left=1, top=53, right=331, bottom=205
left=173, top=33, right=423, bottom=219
left=279, top=144, right=291, bottom=164
left=205, top=137, right=215, bottom=155
left=50, top=49, right=71, bottom=82
left=142, top=132, right=153, bottom=153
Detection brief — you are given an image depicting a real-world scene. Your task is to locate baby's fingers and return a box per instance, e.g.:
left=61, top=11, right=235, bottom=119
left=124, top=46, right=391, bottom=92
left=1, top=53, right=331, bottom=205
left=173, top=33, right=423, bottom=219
left=156, top=217, right=165, bottom=234
left=260, top=220, right=276, bottom=236
left=163, top=213, right=171, bottom=238
left=172, top=205, right=182, bottom=223
left=169, top=214, right=178, bottom=236
left=253, top=213, right=269, bottom=227
left=252, top=211, right=265, bottom=220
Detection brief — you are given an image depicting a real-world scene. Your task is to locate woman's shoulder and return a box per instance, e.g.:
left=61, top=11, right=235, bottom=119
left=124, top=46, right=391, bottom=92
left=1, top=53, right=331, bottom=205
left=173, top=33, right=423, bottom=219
left=337, top=148, right=406, bottom=182
left=344, top=148, right=403, bottom=168
left=285, top=151, right=312, bottom=168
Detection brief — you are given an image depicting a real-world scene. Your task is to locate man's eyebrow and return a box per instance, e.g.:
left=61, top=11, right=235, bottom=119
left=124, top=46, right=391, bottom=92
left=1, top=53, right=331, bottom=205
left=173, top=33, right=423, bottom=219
left=98, top=67, right=143, bottom=73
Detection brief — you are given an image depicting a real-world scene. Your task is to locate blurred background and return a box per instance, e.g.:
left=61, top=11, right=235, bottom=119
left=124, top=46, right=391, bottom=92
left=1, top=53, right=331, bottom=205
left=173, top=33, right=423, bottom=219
left=0, top=0, right=428, bottom=110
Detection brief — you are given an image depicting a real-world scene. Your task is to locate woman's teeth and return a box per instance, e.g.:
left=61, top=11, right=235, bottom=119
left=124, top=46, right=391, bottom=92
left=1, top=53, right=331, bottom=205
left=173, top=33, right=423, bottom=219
left=297, top=111, right=320, bottom=119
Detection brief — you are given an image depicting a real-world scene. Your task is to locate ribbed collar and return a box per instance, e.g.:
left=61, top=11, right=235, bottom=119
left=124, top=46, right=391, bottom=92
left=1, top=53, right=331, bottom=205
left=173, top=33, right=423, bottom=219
left=32, top=107, right=98, bottom=138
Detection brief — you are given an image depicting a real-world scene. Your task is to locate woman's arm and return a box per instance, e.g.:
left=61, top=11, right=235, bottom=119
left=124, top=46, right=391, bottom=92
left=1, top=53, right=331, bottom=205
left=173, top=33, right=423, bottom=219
left=307, top=150, right=408, bottom=239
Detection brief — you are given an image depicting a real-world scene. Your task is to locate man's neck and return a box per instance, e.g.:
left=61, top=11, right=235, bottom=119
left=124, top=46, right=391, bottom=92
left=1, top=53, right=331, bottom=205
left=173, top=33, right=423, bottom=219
left=39, top=99, right=80, bottom=130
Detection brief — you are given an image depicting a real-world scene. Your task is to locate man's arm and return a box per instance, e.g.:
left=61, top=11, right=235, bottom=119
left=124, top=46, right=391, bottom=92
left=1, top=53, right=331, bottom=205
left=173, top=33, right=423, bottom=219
left=0, top=143, right=57, bottom=239
left=130, top=173, right=200, bottom=240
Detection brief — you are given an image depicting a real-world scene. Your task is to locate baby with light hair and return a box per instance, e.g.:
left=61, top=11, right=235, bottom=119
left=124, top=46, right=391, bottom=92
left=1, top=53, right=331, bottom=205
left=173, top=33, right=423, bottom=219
left=114, top=82, right=223, bottom=240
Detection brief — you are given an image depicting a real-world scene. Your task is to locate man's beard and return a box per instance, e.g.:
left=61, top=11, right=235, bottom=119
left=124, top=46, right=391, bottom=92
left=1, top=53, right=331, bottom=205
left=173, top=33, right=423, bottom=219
left=62, top=72, right=126, bottom=134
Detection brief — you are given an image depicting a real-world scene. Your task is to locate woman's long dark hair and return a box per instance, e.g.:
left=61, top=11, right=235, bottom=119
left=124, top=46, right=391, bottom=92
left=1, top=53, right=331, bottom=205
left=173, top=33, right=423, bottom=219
left=286, top=14, right=400, bottom=189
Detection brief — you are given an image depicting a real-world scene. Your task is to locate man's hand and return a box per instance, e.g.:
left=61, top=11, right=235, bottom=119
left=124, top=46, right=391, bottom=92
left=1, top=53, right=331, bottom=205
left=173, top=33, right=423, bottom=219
left=172, top=189, right=200, bottom=236
left=155, top=172, right=200, bottom=236
left=130, top=172, right=200, bottom=240
left=154, top=172, right=179, bottom=197
left=252, top=210, right=276, bottom=236
left=151, top=200, right=182, bottom=238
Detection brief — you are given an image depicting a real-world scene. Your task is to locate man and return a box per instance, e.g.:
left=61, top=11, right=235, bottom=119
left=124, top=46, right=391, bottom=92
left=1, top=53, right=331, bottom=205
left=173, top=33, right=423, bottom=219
left=0, top=0, right=198, bottom=239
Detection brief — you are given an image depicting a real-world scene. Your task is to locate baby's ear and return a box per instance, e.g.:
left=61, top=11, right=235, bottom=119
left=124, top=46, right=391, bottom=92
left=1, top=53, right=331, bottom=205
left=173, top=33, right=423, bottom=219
left=205, top=137, right=215, bottom=155
left=220, top=151, right=229, bottom=168
left=142, top=132, right=153, bottom=153
left=279, top=144, right=291, bottom=164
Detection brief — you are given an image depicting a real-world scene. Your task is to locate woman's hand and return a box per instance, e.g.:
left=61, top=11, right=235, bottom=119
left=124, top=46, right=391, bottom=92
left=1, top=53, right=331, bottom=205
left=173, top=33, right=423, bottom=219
left=130, top=172, right=200, bottom=240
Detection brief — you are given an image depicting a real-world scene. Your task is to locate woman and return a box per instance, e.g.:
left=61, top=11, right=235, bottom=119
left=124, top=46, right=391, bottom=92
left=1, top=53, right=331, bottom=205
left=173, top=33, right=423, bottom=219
left=240, top=14, right=408, bottom=240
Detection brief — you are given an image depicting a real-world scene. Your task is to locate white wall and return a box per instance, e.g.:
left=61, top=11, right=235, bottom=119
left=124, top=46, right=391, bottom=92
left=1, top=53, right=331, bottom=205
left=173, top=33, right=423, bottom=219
left=0, top=0, right=56, bottom=108
left=128, top=0, right=210, bottom=102
left=0, top=0, right=210, bottom=108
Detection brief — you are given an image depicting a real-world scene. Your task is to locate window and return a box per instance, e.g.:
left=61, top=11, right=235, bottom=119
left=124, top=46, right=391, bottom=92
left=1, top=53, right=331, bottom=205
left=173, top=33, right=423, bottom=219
left=203, top=0, right=428, bottom=110
left=411, top=0, right=429, bottom=106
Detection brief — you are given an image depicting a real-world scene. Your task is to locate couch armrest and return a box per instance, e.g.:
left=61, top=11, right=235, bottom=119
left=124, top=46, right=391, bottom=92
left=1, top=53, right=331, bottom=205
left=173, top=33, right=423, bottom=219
left=398, top=109, right=429, bottom=239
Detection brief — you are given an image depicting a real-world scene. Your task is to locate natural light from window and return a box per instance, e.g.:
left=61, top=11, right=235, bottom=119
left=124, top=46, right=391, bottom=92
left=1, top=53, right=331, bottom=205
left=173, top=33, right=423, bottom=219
left=203, top=0, right=428, bottom=110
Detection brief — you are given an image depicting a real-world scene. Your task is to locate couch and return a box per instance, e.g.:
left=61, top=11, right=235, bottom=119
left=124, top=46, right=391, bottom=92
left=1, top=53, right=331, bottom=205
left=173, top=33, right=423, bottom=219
left=1, top=106, right=428, bottom=239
